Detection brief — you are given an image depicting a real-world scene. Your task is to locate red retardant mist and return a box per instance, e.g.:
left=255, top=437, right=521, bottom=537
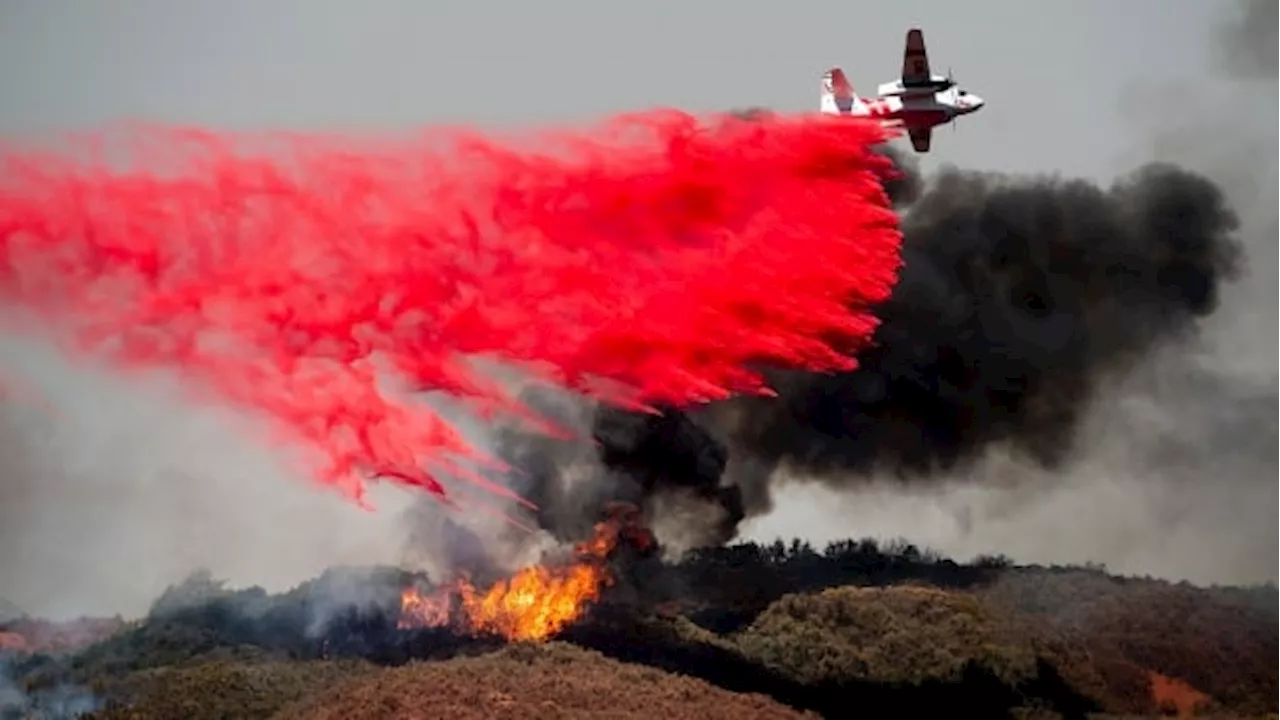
left=0, top=110, right=903, bottom=511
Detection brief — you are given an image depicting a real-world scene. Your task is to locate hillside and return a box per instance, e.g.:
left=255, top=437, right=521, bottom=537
left=1, top=539, right=1275, bottom=719
left=276, top=643, right=814, bottom=720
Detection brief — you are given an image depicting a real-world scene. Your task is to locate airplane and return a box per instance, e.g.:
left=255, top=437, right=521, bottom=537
left=877, top=28, right=957, bottom=97
left=820, top=27, right=984, bottom=153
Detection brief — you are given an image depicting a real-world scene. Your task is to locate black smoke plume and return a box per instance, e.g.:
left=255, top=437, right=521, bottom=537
left=708, top=160, right=1240, bottom=488
left=490, top=146, right=1244, bottom=548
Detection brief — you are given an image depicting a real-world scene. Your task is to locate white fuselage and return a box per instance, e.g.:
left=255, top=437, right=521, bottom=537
left=822, top=28, right=986, bottom=152
left=829, top=86, right=984, bottom=131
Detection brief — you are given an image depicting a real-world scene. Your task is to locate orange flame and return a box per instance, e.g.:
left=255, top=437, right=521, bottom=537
left=398, top=585, right=452, bottom=628
left=1148, top=671, right=1212, bottom=718
left=457, top=561, right=611, bottom=641
left=398, top=504, right=645, bottom=642
left=0, top=631, right=30, bottom=653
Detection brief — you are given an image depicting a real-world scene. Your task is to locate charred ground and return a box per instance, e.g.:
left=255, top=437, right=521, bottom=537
left=2, top=136, right=1273, bottom=718
left=3, top=539, right=1276, bottom=719
left=3, top=128, right=1264, bottom=720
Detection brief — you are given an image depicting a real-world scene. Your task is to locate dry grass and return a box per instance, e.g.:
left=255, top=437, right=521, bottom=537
left=9, top=554, right=1274, bottom=719
left=733, top=584, right=1038, bottom=687
left=979, top=569, right=1278, bottom=714
left=0, top=616, right=129, bottom=655
left=275, top=642, right=816, bottom=720
left=86, top=659, right=375, bottom=720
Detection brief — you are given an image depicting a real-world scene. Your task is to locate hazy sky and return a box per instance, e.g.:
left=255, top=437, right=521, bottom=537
left=0, top=0, right=1227, bottom=176
left=0, top=1, right=1274, bottom=618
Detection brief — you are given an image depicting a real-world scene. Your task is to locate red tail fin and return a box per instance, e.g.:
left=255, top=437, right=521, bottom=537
left=821, top=67, right=860, bottom=114
left=824, top=67, right=856, bottom=100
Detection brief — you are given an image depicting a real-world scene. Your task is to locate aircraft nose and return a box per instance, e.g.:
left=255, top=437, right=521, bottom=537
left=967, top=94, right=985, bottom=110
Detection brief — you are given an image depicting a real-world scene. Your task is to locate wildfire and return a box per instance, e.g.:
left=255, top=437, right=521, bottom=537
left=0, top=631, right=30, bottom=653
left=398, top=503, right=652, bottom=642
left=0, top=616, right=129, bottom=656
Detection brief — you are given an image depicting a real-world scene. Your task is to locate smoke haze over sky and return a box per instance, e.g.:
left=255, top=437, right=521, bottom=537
left=0, top=0, right=1274, bottom=619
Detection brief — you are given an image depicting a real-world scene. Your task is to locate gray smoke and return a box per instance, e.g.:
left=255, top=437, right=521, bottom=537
left=482, top=152, right=1248, bottom=551
left=1, top=655, right=99, bottom=720
left=1213, top=0, right=1278, bottom=79
left=475, top=1, right=1277, bottom=574
left=709, top=161, right=1240, bottom=494
left=714, top=3, right=1276, bottom=585
left=0, top=600, right=21, bottom=625
left=0, top=336, right=421, bottom=620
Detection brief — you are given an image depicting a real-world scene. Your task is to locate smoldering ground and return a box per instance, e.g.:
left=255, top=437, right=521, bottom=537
left=0, top=2, right=1273, bottom=625
left=2, top=156, right=1258, bottom=612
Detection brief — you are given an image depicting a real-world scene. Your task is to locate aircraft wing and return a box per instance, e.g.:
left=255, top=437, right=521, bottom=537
left=901, top=28, right=931, bottom=86
left=908, top=126, right=932, bottom=153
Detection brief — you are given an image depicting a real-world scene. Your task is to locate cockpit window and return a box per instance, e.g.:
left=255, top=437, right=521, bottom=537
left=958, top=90, right=968, bottom=96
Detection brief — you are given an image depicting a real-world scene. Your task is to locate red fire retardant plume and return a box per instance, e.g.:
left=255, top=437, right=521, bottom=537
left=0, top=110, right=902, bottom=509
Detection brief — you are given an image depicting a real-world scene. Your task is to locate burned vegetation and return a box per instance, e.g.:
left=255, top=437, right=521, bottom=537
left=2, top=521, right=1275, bottom=720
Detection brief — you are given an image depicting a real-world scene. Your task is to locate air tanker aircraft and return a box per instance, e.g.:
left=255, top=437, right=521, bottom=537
left=820, top=28, right=985, bottom=153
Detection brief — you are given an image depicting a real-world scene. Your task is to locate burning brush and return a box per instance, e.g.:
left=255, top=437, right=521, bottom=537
left=398, top=502, right=655, bottom=642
